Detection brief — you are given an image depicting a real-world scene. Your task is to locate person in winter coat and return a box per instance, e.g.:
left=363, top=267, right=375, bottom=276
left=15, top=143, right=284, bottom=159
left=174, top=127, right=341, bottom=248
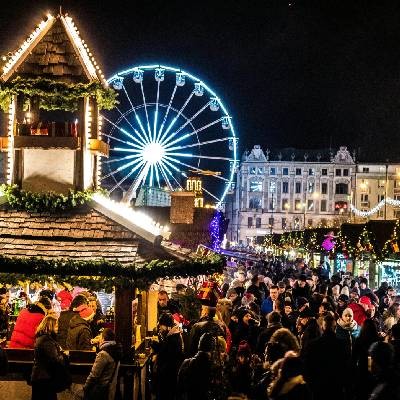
left=265, top=328, right=300, bottom=367
left=348, top=296, right=371, bottom=327
left=256, top=311, right=282, bottom=356
left=304, top=314, right=349, bottom=400
left=229, top=340, right=253, bottom=396
left=83, top=328, right=123, bottom=400
left=151, top=313, right=184, bottom=400
left=177, top=332, right=218, bottom=400
left=0, top=288, right=10, bottom=338
left=383, top=302, right=400, bottom=332
left=9, top=297, right=52, bottom=349
left=66, top=304, right=94, bottom=350
left=352, top=319, right=380, bottom=400
left=336, top=307, right=360, bottom=356
left=368, top=341, right=400, bottom=400
left=31, top=315, right=69, bottom=400
left=57, top=294, right=88, bottom=349
left=268, top=354, right=311, bottom=400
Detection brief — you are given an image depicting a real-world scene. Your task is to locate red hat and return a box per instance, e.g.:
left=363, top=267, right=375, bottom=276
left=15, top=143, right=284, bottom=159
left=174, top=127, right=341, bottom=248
left=359, top=296, right=372, bottom=306
left=74, top=304, right=94, bottom=320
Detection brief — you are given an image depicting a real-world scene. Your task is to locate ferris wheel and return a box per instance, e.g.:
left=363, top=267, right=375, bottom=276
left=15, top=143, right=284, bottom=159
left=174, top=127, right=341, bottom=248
left=100, top=65, right=238, bottom=206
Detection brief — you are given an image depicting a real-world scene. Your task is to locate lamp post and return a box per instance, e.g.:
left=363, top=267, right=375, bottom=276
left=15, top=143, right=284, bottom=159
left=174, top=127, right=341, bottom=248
left=384, top=162, right=388, bottom=220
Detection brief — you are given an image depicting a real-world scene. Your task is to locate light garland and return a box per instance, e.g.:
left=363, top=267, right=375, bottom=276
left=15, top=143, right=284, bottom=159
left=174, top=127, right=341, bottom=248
left=351, top=197, right=400, bottom=217
left=1, top=15, right=54, bottom=81
left=6, top=98, right=15, bottom=184
left=61, top=15, right=106, bottom=85
left=92, top=193, right=170, bottom=238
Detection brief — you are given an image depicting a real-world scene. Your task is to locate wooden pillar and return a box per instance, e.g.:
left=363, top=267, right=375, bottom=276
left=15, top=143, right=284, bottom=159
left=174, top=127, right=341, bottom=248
left=115, top=284, right=135, bottom=400
left=115, top=284, right=134, bottom=358
left=74, top=98, right=85, bottom=190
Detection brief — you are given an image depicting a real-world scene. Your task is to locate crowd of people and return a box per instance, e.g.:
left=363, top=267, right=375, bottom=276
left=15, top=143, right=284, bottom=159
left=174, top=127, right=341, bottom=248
left=0, top=287, right=121, bottom=400
left=152, top=256, right=400, bottom=400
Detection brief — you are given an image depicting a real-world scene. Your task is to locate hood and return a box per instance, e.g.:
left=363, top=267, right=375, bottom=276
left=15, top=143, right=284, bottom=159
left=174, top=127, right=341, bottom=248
left=101, top=340, right=123, bottom=362
left=69, top=314, right=90, bottom=330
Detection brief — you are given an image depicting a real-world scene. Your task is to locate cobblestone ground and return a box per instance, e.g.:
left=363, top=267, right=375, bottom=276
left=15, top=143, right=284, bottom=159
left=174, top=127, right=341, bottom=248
left=0, top=382, right=84, bottom=399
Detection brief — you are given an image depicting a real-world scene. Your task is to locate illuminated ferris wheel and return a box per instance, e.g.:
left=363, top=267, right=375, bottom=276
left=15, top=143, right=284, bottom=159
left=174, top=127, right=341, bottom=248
left=101, top=65, right=238, bottom=206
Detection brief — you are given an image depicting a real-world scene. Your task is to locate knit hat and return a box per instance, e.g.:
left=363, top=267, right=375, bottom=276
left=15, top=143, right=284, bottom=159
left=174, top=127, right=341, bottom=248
left=75, top=304, right=95, bottom=320
left=359, top=296, right=372, bottom=306
left=338, top=294, right=349, bottom=303
left=237, top=340, right=251, bottom=356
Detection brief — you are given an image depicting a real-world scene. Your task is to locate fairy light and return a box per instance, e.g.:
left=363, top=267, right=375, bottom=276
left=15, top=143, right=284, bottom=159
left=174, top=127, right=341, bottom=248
left=350, top=197, right=400, bottom=217
left=1, top=14, right=54, bottom=80
left=92, top=193, right=169, bottom=238
left=61, top=15, right=106, bottom=85
left=6, top=98, right=16, bottom=184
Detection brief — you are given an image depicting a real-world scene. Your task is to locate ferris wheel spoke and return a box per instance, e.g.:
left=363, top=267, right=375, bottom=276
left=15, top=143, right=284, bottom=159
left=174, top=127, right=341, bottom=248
left=109, top=160, right=145, bottom=193
left=154, top=162, right=161, bottom=188
left=159, top=91, right=194, bottom=144
left=157, top=84, right=177, bottom=142
left=113, top=147, right=143, bottom=153
left=165, top=100, right=212, bottom=144
left=163, top=156, right=229, bottom=182
left=140, top=82, right=152, bottom=138
left=103, top=154, right=141, bottom=164
left=166, top=137, right=232, bottom=151
left=201, top=187, right=220, bottom=202
left=121, top=85, right=151, bottom=144
left=102, top=133, right=143, bottom=150
left=157, top=162, right=174, bottom=191
left=115, top=107, right=150, bottom=146
left=166, top=152, right=233, bottom=162
left=158, top=160, right=183, bottom=189
left=153, top=81, right=161, bottom=142
left=101, top=158, right=144, bottom=181
left=162, top=117, right=223, bottom=147
left=102, top=116, right=146, bottom=149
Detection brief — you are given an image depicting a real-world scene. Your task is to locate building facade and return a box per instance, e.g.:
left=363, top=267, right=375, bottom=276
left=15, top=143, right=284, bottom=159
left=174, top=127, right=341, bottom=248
left=226, top=145, right=400, bottom=246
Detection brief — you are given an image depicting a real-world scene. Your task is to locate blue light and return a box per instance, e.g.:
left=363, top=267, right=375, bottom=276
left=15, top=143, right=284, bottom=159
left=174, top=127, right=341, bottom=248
left=176, top=72, right=185, bottom=86
left=133, top=69, right=143, bottom=83
left=155, top=68, right=165, bottom=82
left=112, top=77, right=124, bottom=90
left=194, top=82, right=204, bottom=96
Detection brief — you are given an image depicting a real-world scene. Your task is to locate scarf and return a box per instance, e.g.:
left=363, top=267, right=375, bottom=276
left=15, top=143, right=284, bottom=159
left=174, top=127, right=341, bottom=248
left=337, top=318, right=357, bottom=331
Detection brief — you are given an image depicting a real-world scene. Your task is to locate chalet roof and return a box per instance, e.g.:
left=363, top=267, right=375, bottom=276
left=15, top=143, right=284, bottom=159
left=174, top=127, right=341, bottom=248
left=1, top=13, right=106, bottom=85
left=0, top=203, right=191, bottom=265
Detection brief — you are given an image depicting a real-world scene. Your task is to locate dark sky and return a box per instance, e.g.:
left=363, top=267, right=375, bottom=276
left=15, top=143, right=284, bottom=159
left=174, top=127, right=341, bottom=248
left=1, top=0, right=400, bottom=161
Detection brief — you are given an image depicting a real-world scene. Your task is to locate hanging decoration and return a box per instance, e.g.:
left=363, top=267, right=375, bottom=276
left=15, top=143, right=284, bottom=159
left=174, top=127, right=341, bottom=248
left=0, top=253, right=225, bottom=292
left=0, top=77, right=118, bottom=112
left=0, top=184, right=99, bottom=213
left=351, top=197, right=400, bottom=217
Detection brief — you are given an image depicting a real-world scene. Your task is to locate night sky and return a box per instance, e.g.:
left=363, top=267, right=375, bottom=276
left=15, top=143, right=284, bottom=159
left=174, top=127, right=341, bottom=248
left=1, top=0, right=400, bottom=161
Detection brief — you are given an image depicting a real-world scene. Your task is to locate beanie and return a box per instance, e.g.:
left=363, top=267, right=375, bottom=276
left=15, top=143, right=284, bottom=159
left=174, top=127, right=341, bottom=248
left=359, top=296, right=372, bottom=306
left=74, top=304, right=95, bottom=320
left=237, top=340, right=251, bottom=356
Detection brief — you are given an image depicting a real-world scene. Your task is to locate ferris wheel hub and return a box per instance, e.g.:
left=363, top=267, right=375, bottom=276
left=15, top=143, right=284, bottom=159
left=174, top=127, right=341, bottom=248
left=142, top=142, right=165, bottom=165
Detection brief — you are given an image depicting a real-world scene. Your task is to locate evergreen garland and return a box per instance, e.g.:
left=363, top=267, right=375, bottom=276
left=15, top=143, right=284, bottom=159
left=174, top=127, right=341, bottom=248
left=0, top=77, right=118, bottom=111
left=0, top=184, right=98, bottom=213
left=0, top=254, right=225, bottom=292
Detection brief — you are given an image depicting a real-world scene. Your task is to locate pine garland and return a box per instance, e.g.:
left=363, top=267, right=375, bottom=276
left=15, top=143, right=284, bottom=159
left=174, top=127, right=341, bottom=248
left=0, top=254, right=225, bottom=292
left=0, top=76, right=118, bottom=111
left=0, top=184, right=98, bottom=213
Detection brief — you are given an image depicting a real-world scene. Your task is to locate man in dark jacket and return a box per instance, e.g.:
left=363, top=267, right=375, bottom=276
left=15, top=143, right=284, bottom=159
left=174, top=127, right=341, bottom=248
left=188, top=306, right=226, bottom=356
left=304, top=314, right=349, bottom=400
left=57, top=294, right=88, bottom=348
left=256, top=311, right=282, bottom=355
left=66, top=304, right=94, bottom=350
left=177, top=332, right=217, bottom=400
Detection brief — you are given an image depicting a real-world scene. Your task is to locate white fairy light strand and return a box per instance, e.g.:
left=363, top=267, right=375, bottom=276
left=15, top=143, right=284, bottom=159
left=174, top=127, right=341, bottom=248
left=350, top=197, right=400, bottom=217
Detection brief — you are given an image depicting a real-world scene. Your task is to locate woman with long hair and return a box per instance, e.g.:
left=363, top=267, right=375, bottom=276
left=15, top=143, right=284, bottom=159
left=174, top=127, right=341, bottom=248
left=268, top=354, right=311, bottom=400
left=336, top=308, right=360, bottom=357
left=265, top=328, right=300, bottom=367
left=31, top=315, right=69, bottom=400
left=383, top=302, right=400, bottom=332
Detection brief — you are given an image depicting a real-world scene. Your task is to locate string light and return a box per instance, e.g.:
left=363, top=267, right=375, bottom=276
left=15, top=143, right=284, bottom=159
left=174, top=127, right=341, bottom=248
left=351, top=197, right=400, bottom=217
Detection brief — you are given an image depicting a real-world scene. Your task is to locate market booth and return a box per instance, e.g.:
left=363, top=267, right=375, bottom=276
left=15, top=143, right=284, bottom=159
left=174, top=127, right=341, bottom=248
left=0, top=10, right=224, bottom=399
